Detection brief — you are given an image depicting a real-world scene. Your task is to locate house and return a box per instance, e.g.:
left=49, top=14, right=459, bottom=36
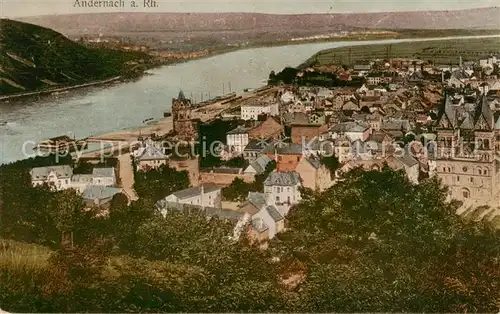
left=330, top=121, right=371, bottom=142
left=241, top=102, right=279, bottom=120
left=385, top=153, right=420, bottom=184
left=353, top=64, right=371, bottom=72
left=366, top=131, right=394, bottom=157
left=247, top=117, right=284, bottom=140
left=71, top=168, right=116, bottom=192
left=30, top=165, right=116, bottom=192
left=291, top=123, right=329, bottom=145
left=240, top=192, right=285, bottom=240
left=91, top=168, right=116, bottom=187
left=30, top=165, right=73, bottom=190
left=160, top=184, right=222, bottom=214
left=135, top=139, right=169, bottom=171
left=226, top=125, right=250, bottom=154
left=264, top=171, right=302, bottom=215
left=243, top=139, right=269, bottom=161
left=264, top=143, right=304, bottom=172
left=244, top=155, right=273, bottom=175
left=295, top=156, right=332, bottom=192
left=82, top=186, right=122, bottom=207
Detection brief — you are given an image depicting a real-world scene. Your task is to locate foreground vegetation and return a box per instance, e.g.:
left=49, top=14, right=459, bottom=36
left=300, top=37, right=500, bottom=68
left=1, top=153, right=499, bottom=312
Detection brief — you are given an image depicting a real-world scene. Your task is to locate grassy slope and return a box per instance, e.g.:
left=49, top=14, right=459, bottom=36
left=0, top=19, right=151, bottom=96
left=300, top=37, right=500, bottom=68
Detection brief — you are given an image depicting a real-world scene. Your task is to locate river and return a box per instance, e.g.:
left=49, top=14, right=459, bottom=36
left=1, top=34, right=499, bottom=164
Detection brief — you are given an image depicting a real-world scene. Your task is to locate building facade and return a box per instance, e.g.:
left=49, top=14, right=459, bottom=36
left=435, top=93, right=500, bottom=205
left=172, top=90, right=198, bottom=141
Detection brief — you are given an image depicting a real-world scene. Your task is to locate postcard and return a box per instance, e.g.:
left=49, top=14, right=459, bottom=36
left=0, top=0, right=499, bottom=313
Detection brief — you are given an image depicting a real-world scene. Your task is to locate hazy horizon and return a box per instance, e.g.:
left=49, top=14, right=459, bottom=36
left=1, top=0, right=499, bottom=18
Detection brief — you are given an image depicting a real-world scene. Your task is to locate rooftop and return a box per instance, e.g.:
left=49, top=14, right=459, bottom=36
left=171, top=184, right=222, bottom=200
left=92, top=168, right=115, bottom=178
left=82, top=186, right=121, bottom=201
left=30, top=165, right=73, bottom=180
left=264, top=171, right=301, bottom=187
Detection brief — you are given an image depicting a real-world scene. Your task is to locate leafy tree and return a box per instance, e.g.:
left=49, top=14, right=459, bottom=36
left=320, top=155, right=339, bottom=177
left=134, top=165, right=190, bottom=202
left=275, top=167, right=500, bottom=312
left=222, top=178, right=252, bottom=202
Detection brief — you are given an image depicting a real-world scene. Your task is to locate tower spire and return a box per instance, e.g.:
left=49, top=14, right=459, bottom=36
left=178, top=90, right=186, bottom=101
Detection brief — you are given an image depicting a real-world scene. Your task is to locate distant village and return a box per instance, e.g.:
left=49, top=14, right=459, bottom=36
left=29, top=52, right=500, bottom=246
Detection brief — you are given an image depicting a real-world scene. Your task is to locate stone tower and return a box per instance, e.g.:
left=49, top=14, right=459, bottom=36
left=172, top=90, right=198, bottom=142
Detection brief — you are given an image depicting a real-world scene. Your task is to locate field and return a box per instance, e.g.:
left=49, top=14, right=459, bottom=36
left=300, top=37, right=500, bottom=68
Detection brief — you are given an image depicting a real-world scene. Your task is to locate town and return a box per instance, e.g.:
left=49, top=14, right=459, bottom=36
left=25, top=51, right=500, bottom=247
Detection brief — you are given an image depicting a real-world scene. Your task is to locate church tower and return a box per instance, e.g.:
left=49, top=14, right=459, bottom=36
left=172, top=90, right=198, bottom=141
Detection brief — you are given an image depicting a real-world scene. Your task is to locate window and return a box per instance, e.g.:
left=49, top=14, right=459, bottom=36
left=288, top=196, right=291, bottom=204
left=484, top=168, right=489, bottom=176
left=462, top=166, right=468, bottom=172
left=457, top=176, right=460, bottom=182
left=288, top=187, right=291, bottom=192
left=276, top=196, right=280, bottom=202
left=470, top=177, right=474, bottom=183
left=462, top=188, right=470, bottom=199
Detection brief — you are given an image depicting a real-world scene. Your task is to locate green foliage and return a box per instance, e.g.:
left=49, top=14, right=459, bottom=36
left=73, top=158, right=118, bottom=175
left=0, top=19, right=152, bottom=96
left=269, top=67, right=364, bottom=87
left=276, top=168, right=500, bottom=312
left=222, top=178, right=252, bottom=202
left=1, top=155, right=499, bottom=312
left=222, top=160, right=276, bottom=201
left=320, top=155, right=339, bottom=176
left=133, top=165, right=190, bottom=202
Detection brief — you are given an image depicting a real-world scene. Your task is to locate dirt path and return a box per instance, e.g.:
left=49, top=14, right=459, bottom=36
left=118, top=153, right=139, bottom=202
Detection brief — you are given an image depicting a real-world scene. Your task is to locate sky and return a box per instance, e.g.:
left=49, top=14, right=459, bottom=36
left=0, top=0, right=499, bottom=17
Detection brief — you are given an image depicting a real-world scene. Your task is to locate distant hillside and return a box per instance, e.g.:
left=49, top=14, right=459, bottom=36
left=0, top=19, right=151, bottom=96
left=19, top=7, right=500, bottom=36
left=299, top=37, right=500, bottom=68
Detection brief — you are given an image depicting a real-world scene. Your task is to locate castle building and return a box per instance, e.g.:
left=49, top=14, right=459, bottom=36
left=435, top=90, right=500, bottom=206
left=172, top=90, right=198, bottom=142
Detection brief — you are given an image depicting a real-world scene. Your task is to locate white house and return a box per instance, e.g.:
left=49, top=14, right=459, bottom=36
left=264, top=171, right=302, bottom=216
left=241, top=102, right=279, bottom=120
left=226, top=126, right=250, bottom=154
left=134, top=139, right=169, bottom=171
left=330, top=121, right=371, bottom=143
left=82, top=186, right=122, bottom=207
left=91, top=168, right=116, bottom=186
left=159, top=184, right=222, bottom=217
left=30, top=165, right=73, bottom=191
left=30, top=166, right=116, bottom=193
left=240, top=192, right=285, bottom=240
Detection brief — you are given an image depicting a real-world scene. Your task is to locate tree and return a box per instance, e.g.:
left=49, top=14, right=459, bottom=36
left=134, top=165, right=190, bottom=202
left=50, top=189, right=88, bottom=248
left=222, top=178, right=252, bottom=202
left=275, top=168, right=500, bottom=312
